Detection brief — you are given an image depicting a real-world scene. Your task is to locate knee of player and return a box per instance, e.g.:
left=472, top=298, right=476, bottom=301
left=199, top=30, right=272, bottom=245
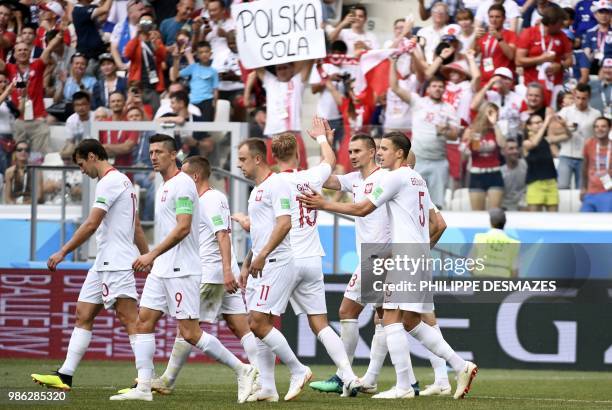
left=74, top=309, right=96, bottom=329
left=402, top=312, right=422, bottom=331
left=248, top=315, right=270, bottom=338
left=224, top=314, right=249, bottom=338
left=178, top=321, right=201, bottom=345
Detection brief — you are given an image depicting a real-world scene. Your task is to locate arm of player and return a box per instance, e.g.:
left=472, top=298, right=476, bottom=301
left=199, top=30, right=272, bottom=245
left=133, top=214, right=149, bottom=255
left=249, top=215, right=291, bottom=278
left=429, top=208, right=446, bottom=249
left=323, top=175, right=342, bottom=190
left=133, top=213, right=192, bottom=271
left=231, top=212, right=251, bottom=232
left=216, top=229, right=238, bottom=293
left=299, top=191, right=376, bottom=217
left=47, top=208, right=106, bottom=271
left=239, top=249, right=253, bottom=290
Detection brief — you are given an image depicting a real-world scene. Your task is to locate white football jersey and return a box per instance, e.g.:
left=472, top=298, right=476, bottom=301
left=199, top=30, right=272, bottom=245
left=279, top=163, right=332, bottom=258
left=198, top=188, right=239, bottom=283
left=367, top=166, right=431, bottom=244
left=248, top=172, right=293, bottom=262
left=151, top=171, right=201, bottom=278
left=337, top=167, right=391, bottom=254
left=92, top=169, right=139, bottom=271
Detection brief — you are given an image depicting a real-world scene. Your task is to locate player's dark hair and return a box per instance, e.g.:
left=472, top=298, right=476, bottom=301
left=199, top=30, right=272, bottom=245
left=350, top=133, right=376, bottom=150
left=488, top=4, right=506, bottom=17
left=150, top=134, right=177, bottom=152
left=73, top=139, right=108, bottom=163
left=183, top=155, right=211, bottom=180
left=72, top=91, right=91, bottom=103
left=429, top=74, right=447, bottom=87
left=575, top=83, right=591, bottom=95
left=239, top=138, right=268, bottom=161
left=383, top=131, right=411, bottom=159
left=170, top=90, right=190, bottom=106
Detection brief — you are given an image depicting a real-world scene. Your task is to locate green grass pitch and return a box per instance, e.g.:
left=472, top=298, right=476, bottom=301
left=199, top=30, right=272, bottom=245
left=2, top=359, right=612, bottom=409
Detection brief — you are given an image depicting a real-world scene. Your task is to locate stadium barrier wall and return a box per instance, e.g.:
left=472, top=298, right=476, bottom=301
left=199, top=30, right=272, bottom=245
left=2, top=269, right=611, bottom=371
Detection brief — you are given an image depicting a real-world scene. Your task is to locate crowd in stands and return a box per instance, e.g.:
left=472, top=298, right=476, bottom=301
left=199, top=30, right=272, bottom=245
left=0, top=0, right=611, bottom=215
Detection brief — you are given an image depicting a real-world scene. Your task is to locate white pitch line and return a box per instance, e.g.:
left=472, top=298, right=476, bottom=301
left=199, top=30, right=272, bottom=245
left=476, top=395, right=612, bottom=405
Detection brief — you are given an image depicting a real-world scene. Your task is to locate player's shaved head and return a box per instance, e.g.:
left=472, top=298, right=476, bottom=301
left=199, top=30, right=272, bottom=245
left=183, top=155, right=211, bottom=180
left=382, top=131, right=411, bottom=159
left=271, top=133, right=297, bottom=162
left=239, top=138, right=267, bottom=162
left=149, top=134, right=177, bottom=152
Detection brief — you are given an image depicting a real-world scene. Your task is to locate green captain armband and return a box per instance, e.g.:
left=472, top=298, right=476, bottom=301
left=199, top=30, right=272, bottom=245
left=211, top=215, right=224, bottom=226
left=371, top=187, right=383, bottom=200
left=280, top=198, right=291, bottom=210
left=175, top=197, right=194, bottom=215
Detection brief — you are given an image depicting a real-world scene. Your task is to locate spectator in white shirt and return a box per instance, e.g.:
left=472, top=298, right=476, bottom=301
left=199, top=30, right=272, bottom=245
left=197, top=0, right=235, bottom=68
left=329, top=5, right=379, bottom=56
left=61, top=91, right=94, bottom=160
left=556, top=82, right=602, bottom=189
left=212, top=31, right=245, bottom=121
left=384, top=17, right=415, bottom=49
left=417, top=2, right=450, bottom=63
left=155, top=81, right=202, bottom=119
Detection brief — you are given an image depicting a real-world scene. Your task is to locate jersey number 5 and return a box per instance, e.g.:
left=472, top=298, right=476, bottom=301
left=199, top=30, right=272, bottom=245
left=418, top=191, right=425, bottom=227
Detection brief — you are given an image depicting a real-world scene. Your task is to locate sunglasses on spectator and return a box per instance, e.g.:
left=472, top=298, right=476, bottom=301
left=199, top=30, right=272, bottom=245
left=16, top=147, right=29, bottom=152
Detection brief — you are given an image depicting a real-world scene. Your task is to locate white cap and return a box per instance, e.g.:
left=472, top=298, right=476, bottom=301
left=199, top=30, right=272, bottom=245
left=592, top=0, right=612, bottom=13
left=494, top=67, right=513, bottom=80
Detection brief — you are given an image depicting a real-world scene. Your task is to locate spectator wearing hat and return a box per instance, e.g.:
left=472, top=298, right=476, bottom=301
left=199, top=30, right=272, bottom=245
left=474, top=4, right=518, bottom=84
left=463, top=102, right=507, bottom=210
left=580, top=0, right=612, bottom=81
left=110, top=0, right=145, bottom=71
left=580, top=116, right=612, bottom=211
left=92, top=53, right=127, bottom=109
left=471, top=68, right=523, bottom=139
left=556, top=83, right=602, bottom=189
left=72, top=0, right=114, bottom=60
left=35, top=1, right=70, bottom=50
left=329, top=5, right=379, bottom=57
left=0, top=3, right=16, bottom=62
left=124, top=12, right=167, bottom=113
left=160, top=0, right=194, bottom=46
left=516, top=7, right=573, bottom=94
left=590, top=57, right=612, bottom=116
left=574, top=0, right=598, bottom=41
left=475, top=0, right=521, bottom=33
left=416, top=2, right=450, bottom=63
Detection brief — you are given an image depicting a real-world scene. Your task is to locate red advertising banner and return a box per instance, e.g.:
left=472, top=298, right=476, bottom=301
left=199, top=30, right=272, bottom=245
left=0, top=269, right=247, bottom=362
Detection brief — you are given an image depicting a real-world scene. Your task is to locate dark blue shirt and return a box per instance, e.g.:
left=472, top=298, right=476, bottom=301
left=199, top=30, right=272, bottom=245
left=72, top=4, right=106, bottom=59
left=574, top=1, right=597, bottom=39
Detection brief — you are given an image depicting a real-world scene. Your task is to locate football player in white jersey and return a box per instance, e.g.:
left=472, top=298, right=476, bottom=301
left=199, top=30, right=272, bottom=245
left=270, top=118, right=362, bottom=397
left=236, top=138, right=311, bottom=402
left=110, top=135, right=257, bottom=403
left=300, top=132, right=478, bottom=400
left=32, top=139, right=148, bottom=392
left=146, top=155, right=259, bottom=395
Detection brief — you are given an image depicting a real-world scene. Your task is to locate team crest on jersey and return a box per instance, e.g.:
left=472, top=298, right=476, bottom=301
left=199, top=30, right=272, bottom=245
left=364, top=183, right=373, bottom=194
left=161, top=189, right=168, bottom=202
left=255, top=190, right=263, bottom=201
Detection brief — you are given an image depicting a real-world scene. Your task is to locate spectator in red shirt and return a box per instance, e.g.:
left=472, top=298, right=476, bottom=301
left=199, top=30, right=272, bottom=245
left=0, top=3, right=16, bottom=61
left=0, top=32, right=64, bottom=157
left=462, top=102, right=506, bottom=210
left=516, top=7, right=573, bottom=93
left=100, top=91, right=139, bottom=166
left=474, top=4, right=517, bottom=84
left=580, top=116, right=612, bottom=212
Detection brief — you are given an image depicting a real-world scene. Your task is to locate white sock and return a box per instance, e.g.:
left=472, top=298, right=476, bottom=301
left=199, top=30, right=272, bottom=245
left=161, top=337, right=192, bottom=383
left=134, top=333, right=156, bottom=392
left=430, top=325, right=450, bottom=386
left=409, top=322, right=466, bottom=374
left=196, top=332, right=242, bottom=372
left=58, top=327, right=92, bottom=376
left=318, top=326, right=356, bottom=384
left=340, top=319, right=359, bottom=363
left=240, top=332, right=259, bottom=368
left=261, top=328, right=304, bottom=376
left=362, top=324, right=387, bottom=386
left=384, top=323, right=414, bottom=390
left=256, top=338, right=277, bottom=394
left=129, top=334, right=137, bottom=352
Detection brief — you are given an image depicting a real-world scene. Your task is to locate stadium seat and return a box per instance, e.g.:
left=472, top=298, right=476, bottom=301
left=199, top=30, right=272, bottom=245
left=42, top=152, right=63, bottom=166
left=558, top=189, right=582, bottom=212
